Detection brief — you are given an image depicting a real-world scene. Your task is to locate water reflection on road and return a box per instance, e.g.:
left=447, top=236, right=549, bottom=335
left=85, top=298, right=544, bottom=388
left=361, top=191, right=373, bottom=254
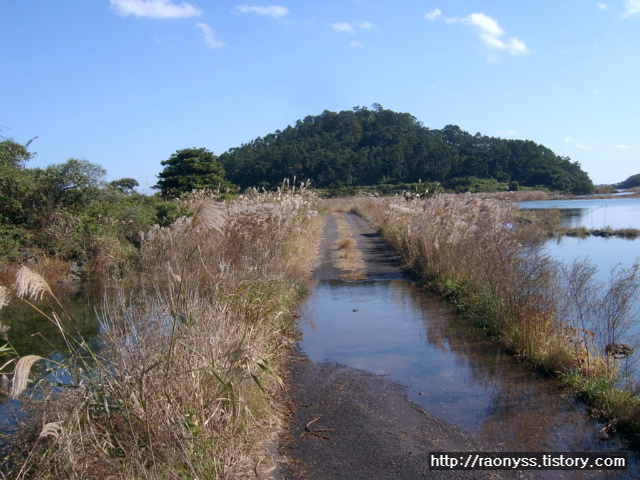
left=299, top=280, right=640, bottom=479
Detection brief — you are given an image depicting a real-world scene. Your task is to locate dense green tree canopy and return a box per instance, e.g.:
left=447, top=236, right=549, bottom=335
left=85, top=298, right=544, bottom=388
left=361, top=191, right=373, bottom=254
left=111, top=177, right=140, bottom=194
left=218, top=106, right=594, bottom=194
left=617, top=173, right=640, bottom=189
left=0, top=139, right=162, bottom=263
left=154, top=147, right=234, bottom=198
left=0, top=136, right=36, bottom=168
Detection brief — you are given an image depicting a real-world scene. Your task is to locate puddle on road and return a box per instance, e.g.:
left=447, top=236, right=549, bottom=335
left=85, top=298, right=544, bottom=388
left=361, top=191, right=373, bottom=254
left=299, top=280, right=640, bottom=478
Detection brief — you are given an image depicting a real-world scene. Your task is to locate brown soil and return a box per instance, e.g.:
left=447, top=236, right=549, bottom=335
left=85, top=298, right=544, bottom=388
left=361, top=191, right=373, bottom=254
left=277, top=212, right=536, bottom=479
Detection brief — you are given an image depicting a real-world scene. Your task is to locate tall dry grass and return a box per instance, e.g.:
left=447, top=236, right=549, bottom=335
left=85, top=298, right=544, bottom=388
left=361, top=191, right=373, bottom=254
left=351, top=194, right=640, bottom=382
left=0, top=189, right=321, bottom=479
left=351, top=194, right=640, bottom=435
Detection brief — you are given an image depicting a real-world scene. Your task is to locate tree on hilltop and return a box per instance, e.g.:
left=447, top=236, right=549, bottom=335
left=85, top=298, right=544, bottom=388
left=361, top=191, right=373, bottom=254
left=618, top=173, right=640, bottom=190
left=153, top=147, right=235, bottom=198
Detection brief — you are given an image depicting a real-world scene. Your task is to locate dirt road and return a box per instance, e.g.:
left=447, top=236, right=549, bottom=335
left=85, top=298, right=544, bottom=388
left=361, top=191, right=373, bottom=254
left=278, top=212, right=535, bottom=479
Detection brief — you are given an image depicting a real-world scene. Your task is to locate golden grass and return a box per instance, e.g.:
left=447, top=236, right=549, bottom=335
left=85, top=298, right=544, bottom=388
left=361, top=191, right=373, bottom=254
left=348, top=193, right=640, bottom=435
left=13, top=266, right=52, bottom=301
left=350, top=194, right=632, bottom=377
left=9, top=355, right=43, bottom=399
left=0, top=285, right=8, bottom=310
left=0, top=189, right=323, bottom=479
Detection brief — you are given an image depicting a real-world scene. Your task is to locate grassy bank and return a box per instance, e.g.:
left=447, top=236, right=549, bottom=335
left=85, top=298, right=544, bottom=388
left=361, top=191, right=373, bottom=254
left=0, top=190, right=321, bottom=478
left=347, top=194, right=640, bottom=438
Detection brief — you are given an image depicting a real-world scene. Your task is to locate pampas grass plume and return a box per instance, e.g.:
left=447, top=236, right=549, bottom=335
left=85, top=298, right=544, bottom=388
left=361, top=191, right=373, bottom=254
left=10, top=354, right=43, bottom=398
left=0, top=286, right=9, bottom=310
left=192, top=200, right=226, bottom=232
left=39, top=421, right=64, bottom=440
left=13, top=266, right=53, bottom=301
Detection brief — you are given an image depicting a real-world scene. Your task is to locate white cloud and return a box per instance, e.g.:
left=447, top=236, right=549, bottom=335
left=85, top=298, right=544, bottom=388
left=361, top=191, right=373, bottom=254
left=442, top=12, right=528, bottom=58
left=329, top=20, right=375, bottom=34
left=357, top=20, right=375, bottom=29
left=623, top=0, right=640, bottom=16
left=460, top=13, right=528, bottom=56
left=330, top=22, right=354, bottom=33
left=614, top=144, right=630, bottom=149
left=464, top=12, right=504, bottom=37
left=350, top=41, right=364, bottom=48
left=197, top=23, right=225, bottom=48
left=566, top=137, right=599, bottom=150
left=232, top=5, right=290, bottom=18
left=496, top=129, right=518, bottom=137
left=110, top=0, right=201, bottom=19
left=598, top=3, right=610, bottom=10
left=426, top=9, right=442, bottom=21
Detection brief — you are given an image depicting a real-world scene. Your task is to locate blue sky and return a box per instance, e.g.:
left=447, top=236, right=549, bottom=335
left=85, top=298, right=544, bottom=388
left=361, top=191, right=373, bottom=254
left=2, top=1, right=639, bottom=190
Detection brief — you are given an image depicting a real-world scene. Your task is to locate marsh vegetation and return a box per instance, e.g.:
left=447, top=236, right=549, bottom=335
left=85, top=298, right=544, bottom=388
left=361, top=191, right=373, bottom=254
left=0, top=189, right=321, bottom=478
left=347, top=194, right=640, bottom=437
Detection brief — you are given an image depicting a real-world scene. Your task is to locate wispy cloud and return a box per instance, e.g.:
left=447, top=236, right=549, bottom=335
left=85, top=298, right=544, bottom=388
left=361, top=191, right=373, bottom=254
left=622, top=0, right=640, bottom=16
left=432, top=10, right=528, bottom=59
left=197, top=23, right=225, bottom=48
left=564, top=136, right=594, bottom=150
left=330, top=22, right=354, bottom=33
left=565, top=136, right=596, bottom=150
left=496, top=129, right=519, bottom=137
left=110, top=0, right=201, bottom=19
left=460, top=13, right=528, bottom=56
left=329, top=20, right=375, bottom=34
left=232, top=5, right=290, bottom=18
left=598, top=3, right=610, bottom=10
left=614, top=144, right=630, bottom=149
left=357, top=20, right=375, bottom=29
left=425, top=9, right=442, bottom=21
left=350, top=41, right=364, bottom=48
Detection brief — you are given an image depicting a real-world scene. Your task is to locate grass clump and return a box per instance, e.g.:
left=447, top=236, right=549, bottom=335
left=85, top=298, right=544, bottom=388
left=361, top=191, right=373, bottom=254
left=0, top=189, right=321, bottom=479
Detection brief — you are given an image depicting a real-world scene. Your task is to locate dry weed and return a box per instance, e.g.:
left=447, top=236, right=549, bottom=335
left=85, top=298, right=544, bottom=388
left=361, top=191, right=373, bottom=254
left=1, top=189, right=322, bottom=479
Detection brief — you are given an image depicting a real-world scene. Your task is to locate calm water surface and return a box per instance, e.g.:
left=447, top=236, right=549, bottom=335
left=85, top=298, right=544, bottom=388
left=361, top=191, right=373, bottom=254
left=299, top=280, right=640, bottom=479
left=521, top=198, right=640, bottom=337
left=0, top=292, right=101, bottom=438
left=520, top=197, right=640, bottom=230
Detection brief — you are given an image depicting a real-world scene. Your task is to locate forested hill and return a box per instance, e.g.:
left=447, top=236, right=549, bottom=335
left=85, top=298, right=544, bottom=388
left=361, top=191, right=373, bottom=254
left=218, top=106, right=594, bottom=193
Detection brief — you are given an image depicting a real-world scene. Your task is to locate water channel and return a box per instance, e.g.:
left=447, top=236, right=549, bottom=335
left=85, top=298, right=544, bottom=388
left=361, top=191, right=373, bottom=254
left=519, top=196, right=640, bottom=230
left=298, top=280, right=639, bottom=478
left=521, top=197, right=640, bottom=328
left=0, top=289, right=101, bottom=439
left=297, top=199, right=640, bottom=478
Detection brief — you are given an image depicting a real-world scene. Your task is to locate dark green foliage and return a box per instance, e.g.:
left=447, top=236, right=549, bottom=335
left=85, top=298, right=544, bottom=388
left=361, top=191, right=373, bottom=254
left=0, top=139, right=169, bottom=274
left=617, top=173, right=640, bottom=190
left=111, top=177, right=140, bottom=194
left=0, top=136, right=36, bottom=168
left=155, top=201, right=187, bottom=227
left=218, top=105, right=594, bottom=194
left=446, top=177, right=504, bottom=193
left=154, top=147, right=236, bottom=198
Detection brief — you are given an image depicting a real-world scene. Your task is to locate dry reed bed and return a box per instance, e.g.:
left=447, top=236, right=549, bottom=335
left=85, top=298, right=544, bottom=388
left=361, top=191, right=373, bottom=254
left=349, top=194, right=640, bottom=434
left=0, top=190, right=321, bottom=479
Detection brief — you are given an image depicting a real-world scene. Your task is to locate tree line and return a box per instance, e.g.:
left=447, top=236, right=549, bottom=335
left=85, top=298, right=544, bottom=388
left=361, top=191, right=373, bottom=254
left=218, top=105, right=594, bottom=194
left=0, top=136, right=171, bottom=271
